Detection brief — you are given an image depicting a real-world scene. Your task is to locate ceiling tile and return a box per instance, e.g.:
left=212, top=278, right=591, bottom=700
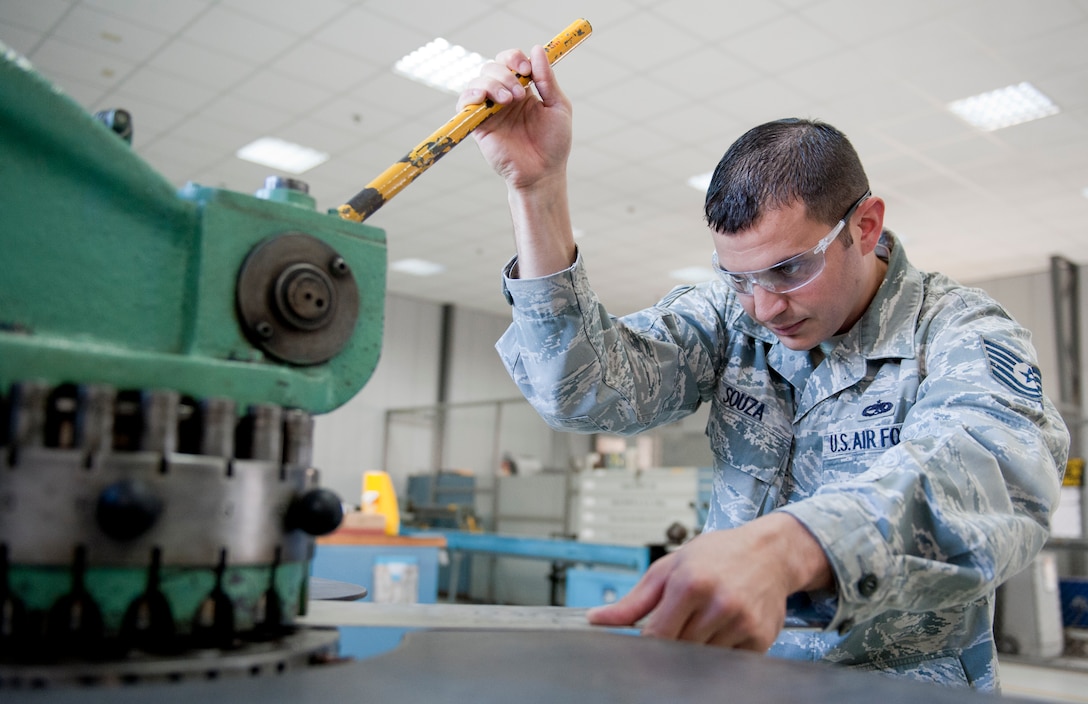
left=197, top=92, right=290, bottom=134
left=167, top=112, right=258, bottom=152
left=1003, top=20, right=1088, bottom=76
left=0, top=20, right=44, bottom=56
left=589, top=11, right=710, bottom=72
left=138, top=131, right=224, bottom=172
left=306, top=94, right=408, bottom=138
left=46, top=76, right=108, bottom=110
left=950, top=0, right=1087, bottom=45
left=269, top=41, right=383, bottom=93
left=28, top=36, right=134, bottom=90
left=644, top=45, right=764, bottom=101
left=81, top=0, right=211, bottom=34
left=705, top=75, right=824, bottom=126
left=350, top=71, right=450, bottom=121
left=115, top=64, right=219, bottom=111
left=233, top=68, right=336, bottom=115
left=147, top=39, right=258, bottom=90
left=509, top=0, right=639, bottom=34
left=432, top=8, right=546, bottom=62
left=715, top=13, right=839, bottom=74
left=220, top=0, right=346, bottom=35
left=653, top=0, right=785, bottom=43
left=0, top=0, right=74, bottom=32
left=51, top=4, right=169, bottom=63
left=310, top=6, right=431, bottom=65
left=799, top=0, right=952, bottom=42
left=181, top=4, right=296, bottom=63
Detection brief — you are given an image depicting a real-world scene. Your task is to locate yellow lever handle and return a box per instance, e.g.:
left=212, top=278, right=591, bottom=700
left=337, top=18, right=593, bottom=224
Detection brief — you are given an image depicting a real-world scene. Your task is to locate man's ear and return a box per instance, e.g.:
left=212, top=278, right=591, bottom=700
left=856, top=196, right=886, bottom=255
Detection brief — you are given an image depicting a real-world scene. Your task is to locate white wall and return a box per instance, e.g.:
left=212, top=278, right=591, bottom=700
left=312, top=295, right=529, bottom=507
left=312, top=293, right=444, bottom=505
left=968, top=264, right=1086, bottom=457
left=968, top=270, right=1059, bottom=405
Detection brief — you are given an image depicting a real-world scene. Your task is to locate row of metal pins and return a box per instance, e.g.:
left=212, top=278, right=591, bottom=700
left=1, top=382, right=314, bottom=467
left=0, top=544, right=292, bottom=663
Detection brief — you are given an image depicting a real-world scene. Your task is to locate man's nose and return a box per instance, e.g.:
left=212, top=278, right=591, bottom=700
left=752, top=285, right=788, bottom=322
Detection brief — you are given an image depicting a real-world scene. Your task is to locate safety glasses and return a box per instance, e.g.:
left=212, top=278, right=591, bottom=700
left=712, top=190, right=871, bottom=295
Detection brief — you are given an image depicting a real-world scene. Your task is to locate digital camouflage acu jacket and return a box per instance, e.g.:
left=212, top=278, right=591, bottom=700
left=496, top=233, right=1068, bottom=691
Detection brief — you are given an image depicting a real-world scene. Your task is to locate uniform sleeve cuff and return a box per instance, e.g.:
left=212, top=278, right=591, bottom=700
left=500, top=250, right=585, bottom=315
left=778, top=497, right=900, bottom=634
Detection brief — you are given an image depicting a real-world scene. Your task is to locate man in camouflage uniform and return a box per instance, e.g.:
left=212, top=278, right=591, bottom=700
left=459, top=47, right=1069, bottom=690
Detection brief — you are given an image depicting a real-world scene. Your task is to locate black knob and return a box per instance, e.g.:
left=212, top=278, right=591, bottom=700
left=94, top=108, right=133, bottom=144
left=96, top=479, right=163, bottom=541
left=285, top=488, right=343, bottom=536
left=665, top=521, right=688, bottom=545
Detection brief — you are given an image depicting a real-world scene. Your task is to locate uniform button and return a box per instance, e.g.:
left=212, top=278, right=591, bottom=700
left=857, top=574, right=879, bottom=597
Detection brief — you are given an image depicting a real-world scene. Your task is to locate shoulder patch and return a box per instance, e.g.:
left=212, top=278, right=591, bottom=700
left=982, top=337, right=1042, bottom=400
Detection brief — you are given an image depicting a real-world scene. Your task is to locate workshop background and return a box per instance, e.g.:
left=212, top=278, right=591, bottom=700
left=2, top=0, right=1087, bottom=700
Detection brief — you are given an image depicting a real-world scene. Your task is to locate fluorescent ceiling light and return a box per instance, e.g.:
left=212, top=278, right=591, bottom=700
left=394, top=37, right=487, bottom=94
left=947, top=82, right=1059, bottom=131
left=687, top=172, right=712, bottom=192
left=236, top=137, right=329, bottom=174
left=669, top=266, right=715, bottom=283
left=390, top=258, right=445, bottom=276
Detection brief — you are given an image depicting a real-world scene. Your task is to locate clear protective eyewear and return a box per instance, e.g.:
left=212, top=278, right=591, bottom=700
left=712, top=190, right=871, bottom=295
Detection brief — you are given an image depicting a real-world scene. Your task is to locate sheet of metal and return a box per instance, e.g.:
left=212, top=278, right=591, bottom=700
left=299, top=600, right=607, bottom=631
left=1, top=629, right=1033, bottom=704
left=299, top=600, right=822, bottom=633
left=307, top=577, right=367, bottom=602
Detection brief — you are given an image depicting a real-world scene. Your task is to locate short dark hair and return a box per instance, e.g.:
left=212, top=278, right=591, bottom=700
left=704, top=118, right=870, bottom=235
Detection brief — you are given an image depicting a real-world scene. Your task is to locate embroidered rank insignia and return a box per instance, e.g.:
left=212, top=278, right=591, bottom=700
left=982, top=338, right=1042, bottom=400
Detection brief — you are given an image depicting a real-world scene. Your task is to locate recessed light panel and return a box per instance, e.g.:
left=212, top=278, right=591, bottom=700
left=390, top=258, right=445, bottom=276
left=236, top=137, right=329, bottom=174
left=947, top=82, right=1059, bottom=131
left=394, top=38, right=487, bottom=94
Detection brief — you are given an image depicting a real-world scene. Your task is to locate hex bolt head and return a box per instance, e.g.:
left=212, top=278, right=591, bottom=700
left=255, top=321, right=274, bottom=339
left=329, top=256, right=350, bottom=277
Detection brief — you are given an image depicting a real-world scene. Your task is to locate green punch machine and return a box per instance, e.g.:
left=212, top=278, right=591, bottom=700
left=0, top=41, right=386, bottom=683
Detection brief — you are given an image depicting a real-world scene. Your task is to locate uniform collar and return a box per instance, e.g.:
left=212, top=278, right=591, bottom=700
left=850, top=230, right=923, bottom=361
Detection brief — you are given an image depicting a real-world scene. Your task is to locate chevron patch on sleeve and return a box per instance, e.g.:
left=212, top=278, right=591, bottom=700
left=982, top=337, right=1043, bottom=400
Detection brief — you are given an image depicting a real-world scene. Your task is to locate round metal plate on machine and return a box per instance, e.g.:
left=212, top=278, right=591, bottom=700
left=307, top=578, right=366, bottom=602
left=236, top=233, right=360, bottom=366
left=0, top=628, right=340, bottom=689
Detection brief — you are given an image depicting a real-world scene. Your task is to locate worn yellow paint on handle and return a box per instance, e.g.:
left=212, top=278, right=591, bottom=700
left=337, top=18, right=592, bottom=223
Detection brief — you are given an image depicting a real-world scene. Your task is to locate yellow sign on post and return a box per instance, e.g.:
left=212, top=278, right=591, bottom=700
left=1064, top=457, right=1084, bottom=487
left=363, top=470, right=401, bottom=535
